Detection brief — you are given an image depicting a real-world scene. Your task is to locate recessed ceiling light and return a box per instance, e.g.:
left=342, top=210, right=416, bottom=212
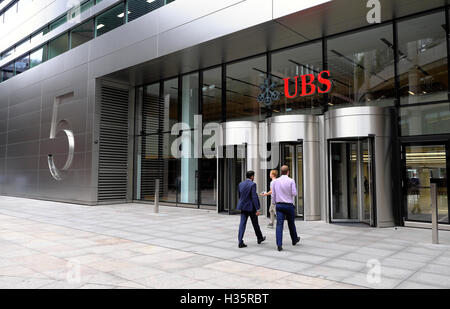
left=96, top=24, right=104, bottom=29
left=147, top=0, right=156, bottom=3
left=117, top=13, right=124, bottom=18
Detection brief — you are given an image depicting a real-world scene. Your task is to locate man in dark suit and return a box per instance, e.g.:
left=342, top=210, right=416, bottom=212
left=237, top=171, right=266, bottom=248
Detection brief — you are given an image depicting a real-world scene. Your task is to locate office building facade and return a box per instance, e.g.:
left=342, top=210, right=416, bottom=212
left=0, top=0, right=449, bottom=229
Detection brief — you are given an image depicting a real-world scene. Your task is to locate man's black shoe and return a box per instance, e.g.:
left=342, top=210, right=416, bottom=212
left=292, top=237, right=301, bottom=246
left=257, top=236, right=266, bottom=244
left=277, top=246, right=283, bottom=251
left=238, top=242, right=247, bottom=248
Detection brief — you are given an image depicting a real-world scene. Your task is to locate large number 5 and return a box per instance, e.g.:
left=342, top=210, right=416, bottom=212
left=48, top=93, right=75, bottom=181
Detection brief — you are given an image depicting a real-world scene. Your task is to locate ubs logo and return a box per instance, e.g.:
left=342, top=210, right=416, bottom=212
left=257, top=79, right=280, bottom=107
left=283, top=70, right=332, bottom=98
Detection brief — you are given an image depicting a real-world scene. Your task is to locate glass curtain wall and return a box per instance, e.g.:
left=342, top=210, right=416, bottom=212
left=200, top=67, right=222, bottom=205
left=404, top=145, right=448, bottom=223
left=179, top=73, right=199, bottom=204
left=327, top=24, right=396, bottom=108
left=127, top=0, right=164, bottom=22
left=271, top=41, right=324, bottom=115
left=226, top=56, right=267, bottom=121
left=133, top=8, right=450, bottom=212
left=399, top=11, right=450, bottom=136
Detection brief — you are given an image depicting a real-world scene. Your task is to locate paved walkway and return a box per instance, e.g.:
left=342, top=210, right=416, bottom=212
left=0, top=196, right=449, bottom=289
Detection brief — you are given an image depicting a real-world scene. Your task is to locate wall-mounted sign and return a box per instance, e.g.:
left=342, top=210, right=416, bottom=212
left=284, top=70, right=332, bottom=98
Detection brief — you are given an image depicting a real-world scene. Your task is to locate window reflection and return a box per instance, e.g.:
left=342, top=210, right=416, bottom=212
left=202, top=67, right=222, bottom=123
left=327, top=24, right=395, bottom=108
left=226, top=56, right=266, bottom=121
left=398, top=12, right=448, bottom=105
left=405, top=145, right=448, bottom=223
left=271, top=42, right=323, bottom=115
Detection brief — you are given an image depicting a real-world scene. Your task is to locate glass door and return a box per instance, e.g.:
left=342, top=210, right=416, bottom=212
left=220, top=145, right=247, bottom=214
left=402, top=144, right=449, bottom=224
left=330, top=138, right=375, bottom=225
left=280, top=143, right=304, bottom=217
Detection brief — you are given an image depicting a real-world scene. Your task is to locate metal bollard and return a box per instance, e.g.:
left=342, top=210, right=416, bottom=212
left=430, top=182, right=439, bottom=244
left=154, top=179, right=160, bottom=214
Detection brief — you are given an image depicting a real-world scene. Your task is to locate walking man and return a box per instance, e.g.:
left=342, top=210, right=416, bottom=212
left=261, top=169, right=278, bottom=228
left=237, top=171, right=266, bottom=248
left=271, top=165, right=300, bottom=251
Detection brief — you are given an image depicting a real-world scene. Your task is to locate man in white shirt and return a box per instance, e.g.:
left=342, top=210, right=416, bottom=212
left=271, top=165, right=300, bottom=251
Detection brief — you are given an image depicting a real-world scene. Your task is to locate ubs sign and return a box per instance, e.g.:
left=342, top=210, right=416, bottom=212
left=283, top=70, right=332, bottom=98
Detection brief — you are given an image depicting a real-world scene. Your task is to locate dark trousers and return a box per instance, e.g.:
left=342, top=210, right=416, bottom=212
left=276, top=203, right=299, bottom=247
left=238, top=211, right=263, bottom=244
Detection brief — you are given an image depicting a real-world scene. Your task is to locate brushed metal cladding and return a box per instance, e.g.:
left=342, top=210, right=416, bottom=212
left=325, top=106, right=394, bottom=227
left=325, top=106, right=392, bottom=138
left=269, top=115, right=321, bottom=221
left=269, top=115, right=320, bottom=143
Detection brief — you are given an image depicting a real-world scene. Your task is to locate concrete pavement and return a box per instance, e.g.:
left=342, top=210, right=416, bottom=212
left=0, top=196, right=449, bottom=289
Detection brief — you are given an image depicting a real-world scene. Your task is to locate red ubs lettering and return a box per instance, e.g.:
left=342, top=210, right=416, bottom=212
left=283, top=70, right=332, bottom=98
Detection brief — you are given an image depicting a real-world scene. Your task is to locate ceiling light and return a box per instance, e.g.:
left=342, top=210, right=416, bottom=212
left=408, top=91, right=415, bottom=96
left=117, top=13, right=124, bottom=18
left=96, top=24, right=104, bottom=29
left=147, top=0, right=156, bottom=3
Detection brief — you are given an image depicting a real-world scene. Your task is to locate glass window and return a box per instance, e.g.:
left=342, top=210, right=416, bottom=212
left=398, top=12, right=448, bottom=105
left=15, top=55, right=30, bottom=75
left=67, top=0, right=94, bottom=22
left=404, top=145, right=448, bottom=224
left=163, top=78, right=179, bottom=132
left=327, top=24, right=395, bottom=108
left=127, top=0, right=164, bottom=22
left=30, top=46, right=47, bottom=68
left=138, top=132, right=179, bottom=203
left=226, top=55, right=267, bottom=121
left=179, top=73, right=199, bottom=204
left=199, top=158, right=216, bottom=206
left=81, top=0, right=94, bottom=13
left=400, top=103, right=450, bottom=136
left=142, top=83, right=163, bottom=134
left=95, top=3, right=125, bottom=37
left=202, top=67, right=222, bottom=123
left=48, top=33, right=69, bottom=60
left=1, top=62, right=14, bottom=81
left=49, top=15, right=67, bottom=32
left=70, top=19, right=94, bottom=49
left=181, top=73, right=199, bottom=129
left=271, top=41, right=324, bottom=115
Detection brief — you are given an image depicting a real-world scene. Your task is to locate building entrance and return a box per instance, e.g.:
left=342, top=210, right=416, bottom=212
left=219, top=145, right=247, bottom=214
left=329, top=138, right=375, bottom=226
left=402, top=143, right=449, bottom=224
left=279, top=143, right=304, bottom=217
